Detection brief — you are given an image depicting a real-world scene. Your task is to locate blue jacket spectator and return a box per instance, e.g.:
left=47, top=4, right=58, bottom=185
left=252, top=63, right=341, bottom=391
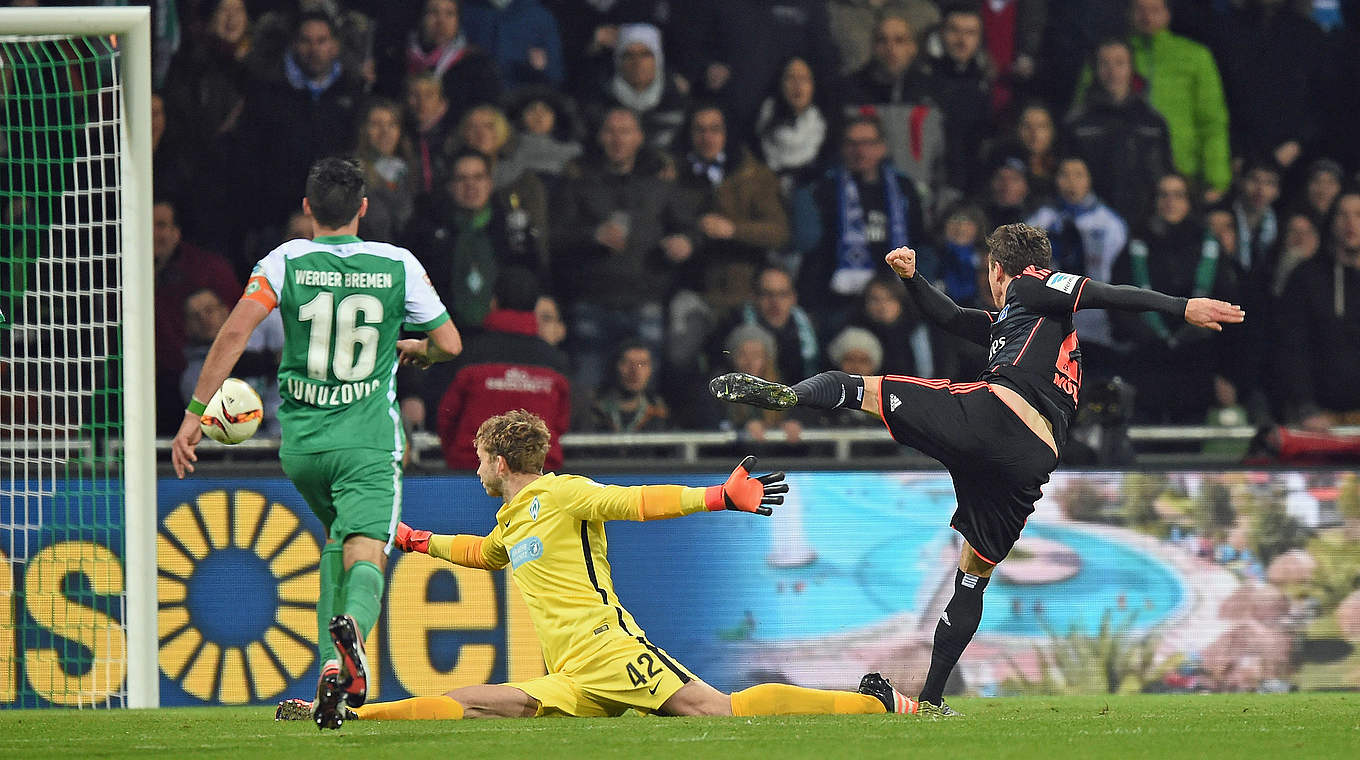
left=461, top=0, right=566, bottom=89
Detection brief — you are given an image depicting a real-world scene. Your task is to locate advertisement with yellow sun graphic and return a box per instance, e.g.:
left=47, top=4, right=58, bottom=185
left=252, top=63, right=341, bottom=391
left=154, top=477, right=548, bottom=706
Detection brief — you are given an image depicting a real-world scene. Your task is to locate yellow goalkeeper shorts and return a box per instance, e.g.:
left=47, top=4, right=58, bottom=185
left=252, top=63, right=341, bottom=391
left=506, top=635, right=697, bottom=717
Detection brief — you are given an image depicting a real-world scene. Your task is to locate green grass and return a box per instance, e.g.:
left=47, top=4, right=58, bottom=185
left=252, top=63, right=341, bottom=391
left=1, top=694, right=1357, bottom=759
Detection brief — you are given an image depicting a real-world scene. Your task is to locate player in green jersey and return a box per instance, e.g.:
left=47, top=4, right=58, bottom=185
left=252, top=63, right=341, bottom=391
left=172, top=157, right=463, bottom=729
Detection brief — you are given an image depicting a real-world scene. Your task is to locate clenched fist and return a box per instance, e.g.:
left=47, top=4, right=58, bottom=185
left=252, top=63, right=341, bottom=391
left=885, top=247, right=917, bottom=279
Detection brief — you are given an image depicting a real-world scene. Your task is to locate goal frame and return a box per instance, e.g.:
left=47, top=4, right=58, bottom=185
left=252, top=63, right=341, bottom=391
left=1, top=7, right=157, bottom=708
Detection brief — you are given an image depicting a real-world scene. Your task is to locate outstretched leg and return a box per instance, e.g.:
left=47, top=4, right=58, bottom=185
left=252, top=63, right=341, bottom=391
left=344, top=684, right=538, bottom=720
left=711, top=371, right=884, bottom=419
left=660, top=677, right=916, bottom=717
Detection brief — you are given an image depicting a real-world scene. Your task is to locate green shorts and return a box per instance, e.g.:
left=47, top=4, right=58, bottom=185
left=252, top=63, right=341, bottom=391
left=280, top=448, right=402, bottom=545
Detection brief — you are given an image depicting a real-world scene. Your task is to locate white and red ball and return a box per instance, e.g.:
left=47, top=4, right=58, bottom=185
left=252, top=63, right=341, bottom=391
left=199, top=378, right=263, bottom=444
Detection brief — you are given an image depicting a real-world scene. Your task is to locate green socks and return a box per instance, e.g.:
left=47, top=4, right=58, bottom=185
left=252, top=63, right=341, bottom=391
left=317, top=541, right=344, bottom=666
left=340, top=559, right=385, bottom=637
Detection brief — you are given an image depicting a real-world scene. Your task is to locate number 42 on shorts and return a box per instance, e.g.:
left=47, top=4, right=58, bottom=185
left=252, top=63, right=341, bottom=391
left=625, top=652, right=663, bottom=687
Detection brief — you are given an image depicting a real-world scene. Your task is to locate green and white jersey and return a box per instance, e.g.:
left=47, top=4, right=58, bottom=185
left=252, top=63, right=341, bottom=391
left=247, top=234, right=449, bottom=456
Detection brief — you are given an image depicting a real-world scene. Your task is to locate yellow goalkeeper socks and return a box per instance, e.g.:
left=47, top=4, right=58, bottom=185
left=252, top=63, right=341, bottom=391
left=353, top=695, right=465, bottom=721
left=316, top=541, right=344, bottom=665
left=729, top=684, right=886, bottom=716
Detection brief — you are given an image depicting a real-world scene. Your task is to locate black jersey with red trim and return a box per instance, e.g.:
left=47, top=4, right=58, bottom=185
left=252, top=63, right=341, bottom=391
left=900, top=265, right=1188, bottom=454
left=981, top=266, right=1088, bottom=450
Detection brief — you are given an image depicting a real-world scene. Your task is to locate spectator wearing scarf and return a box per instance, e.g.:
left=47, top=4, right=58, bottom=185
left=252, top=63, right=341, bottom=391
left=1026, top=156, right=1128, bottom=368
left=792, top=117, right=924, bottom=334
left=237, top=11, right=363, bottom=237
left=1110, top=173, right=1236, bottom=423
left=587, top=23, right=689, bottom=151
left=755, top=57, right=830, bottom=194
left=707, top=267, right=820, bottom=388
left=406, top=0, right=503, bottom=125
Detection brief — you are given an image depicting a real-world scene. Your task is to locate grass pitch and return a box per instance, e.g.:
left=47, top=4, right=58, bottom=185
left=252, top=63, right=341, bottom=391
left=1, top=693, right=1356, bottom=759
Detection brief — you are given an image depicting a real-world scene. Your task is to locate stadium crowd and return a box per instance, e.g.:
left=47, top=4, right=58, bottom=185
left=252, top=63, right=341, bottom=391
left=110, top=0, right=1360, bottom=462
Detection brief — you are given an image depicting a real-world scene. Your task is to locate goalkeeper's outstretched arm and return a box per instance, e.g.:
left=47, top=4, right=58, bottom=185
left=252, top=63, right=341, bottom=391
left=394, top=524, right=508, bottom=570
left=564, top=456, right=788, bottom=522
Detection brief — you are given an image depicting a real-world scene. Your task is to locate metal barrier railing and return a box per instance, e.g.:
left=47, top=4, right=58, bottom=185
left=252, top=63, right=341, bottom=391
left=146, top=426, right=1360, bottom=467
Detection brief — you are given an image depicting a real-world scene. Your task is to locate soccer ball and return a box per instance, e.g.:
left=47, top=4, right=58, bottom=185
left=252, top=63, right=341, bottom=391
left=199, top=378, right=264, bottom=444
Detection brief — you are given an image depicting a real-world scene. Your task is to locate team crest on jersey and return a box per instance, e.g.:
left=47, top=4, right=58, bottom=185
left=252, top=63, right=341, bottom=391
left=529, top=496, right=540, bottom=520
left=1046, top=272, right=1080, bottom=294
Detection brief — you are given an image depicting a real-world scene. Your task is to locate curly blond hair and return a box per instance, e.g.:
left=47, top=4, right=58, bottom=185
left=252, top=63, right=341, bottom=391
left=473, top=410, right=551, bottom=474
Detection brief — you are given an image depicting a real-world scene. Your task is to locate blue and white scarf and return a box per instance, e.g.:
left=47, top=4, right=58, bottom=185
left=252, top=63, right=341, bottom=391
left=1234, top=202, right=1277, bottom=273
left=688, top=151, right=727, bottom=187
left=740, top=303, right=820, bottom=376
left=284, top=52, right=342, bottom=101
left=833, top=165, right=909, bottom=295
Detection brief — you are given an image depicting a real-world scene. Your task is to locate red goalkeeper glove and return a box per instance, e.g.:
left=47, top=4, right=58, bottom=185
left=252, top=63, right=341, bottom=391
left=393, top=522, right=432, bottom=553
left=703, top=455, right=787, bottom=516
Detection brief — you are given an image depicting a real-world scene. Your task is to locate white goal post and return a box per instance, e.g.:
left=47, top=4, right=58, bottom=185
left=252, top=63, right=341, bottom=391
left=0, top=7, right=156, bottom=708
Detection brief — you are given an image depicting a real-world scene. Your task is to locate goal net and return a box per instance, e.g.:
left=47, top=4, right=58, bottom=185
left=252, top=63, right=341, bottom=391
left=1, top=9, right=156, bottom=709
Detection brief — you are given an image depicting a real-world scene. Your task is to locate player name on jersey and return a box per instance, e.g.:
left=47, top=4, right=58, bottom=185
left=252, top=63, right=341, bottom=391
left=284, top=377, right=383, bottom=407
left=293, top=269, right=395, bottom=289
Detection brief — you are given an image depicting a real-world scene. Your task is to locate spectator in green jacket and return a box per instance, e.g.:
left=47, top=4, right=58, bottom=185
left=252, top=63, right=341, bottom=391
left=1074, top=0, right=1232, bottom=202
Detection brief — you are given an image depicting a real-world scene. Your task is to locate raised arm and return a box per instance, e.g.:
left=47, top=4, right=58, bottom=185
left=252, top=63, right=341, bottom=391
left=1077, top=280, right=1243, bottom=329
left=886, top=248, right=994, bottom=346
left=1014, top=267, right=1245, bottom=330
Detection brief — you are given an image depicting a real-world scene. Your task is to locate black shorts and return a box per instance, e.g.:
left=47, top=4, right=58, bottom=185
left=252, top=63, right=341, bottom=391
left=878, top=375, right=1058, bottom=564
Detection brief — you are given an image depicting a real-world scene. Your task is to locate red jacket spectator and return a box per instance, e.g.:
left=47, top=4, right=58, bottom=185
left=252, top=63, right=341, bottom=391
left=436, top=308, right=571, bottom=470
left=153, top=200, right=241, bottom=435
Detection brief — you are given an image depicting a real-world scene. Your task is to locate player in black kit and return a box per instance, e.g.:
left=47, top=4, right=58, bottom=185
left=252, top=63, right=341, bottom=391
left=710, top=223, right=1244, bottom=716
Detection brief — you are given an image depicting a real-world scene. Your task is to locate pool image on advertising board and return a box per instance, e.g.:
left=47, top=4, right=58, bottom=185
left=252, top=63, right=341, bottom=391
left=690, top=472, right=1186, bottom=642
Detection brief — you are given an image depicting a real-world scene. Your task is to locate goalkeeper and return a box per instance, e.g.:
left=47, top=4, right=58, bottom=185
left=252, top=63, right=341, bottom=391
left=281, top=409, right=918, bottom=725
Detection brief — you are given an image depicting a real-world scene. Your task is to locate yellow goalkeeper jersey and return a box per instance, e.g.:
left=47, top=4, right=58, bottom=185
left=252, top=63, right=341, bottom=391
left=429, top=474, right=707, bottom=675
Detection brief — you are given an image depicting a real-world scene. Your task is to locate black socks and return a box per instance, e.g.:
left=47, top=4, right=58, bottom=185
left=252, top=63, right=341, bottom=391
left=919, top=569, right=989, bottom=706
left=791, top=371, right=865, bottom=410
